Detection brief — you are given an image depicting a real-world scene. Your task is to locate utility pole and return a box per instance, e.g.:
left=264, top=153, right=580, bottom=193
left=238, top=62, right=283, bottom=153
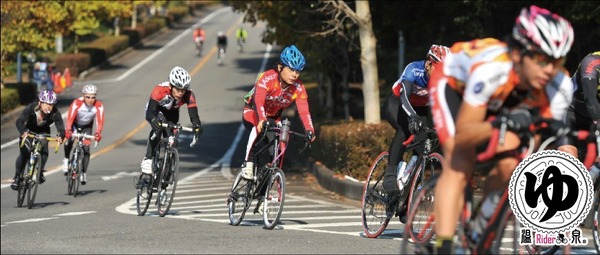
left=398, top=30, right=405, bottom=77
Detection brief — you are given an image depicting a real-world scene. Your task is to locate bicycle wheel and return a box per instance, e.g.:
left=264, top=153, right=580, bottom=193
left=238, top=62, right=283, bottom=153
left=401, top=173, right=439, bottom=254
left=158, top=148, right=179, bottom=217
left=406, top=152, right=444, bottom=243
left=592, top=187, right=599, bottom=254
left=263, top=168, right=285, bottom=229
left=17, top=173, right=27, bottom=207
left=72, top=151, right=83, bottom=197
left=228, top=170, right=253, bottom=226
left=361, top=151, right=391, bottom=238
left=27, top=155, right=42, bottom=209
left=66, top=158, right=74, bottom=195
left=136, top=176, right=153, bottom=216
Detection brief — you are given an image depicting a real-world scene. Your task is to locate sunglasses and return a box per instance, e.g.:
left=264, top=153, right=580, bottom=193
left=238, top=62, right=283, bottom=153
left=85, top=96, right=96, bottom=99
left=522, top=51, right=566, bottom=68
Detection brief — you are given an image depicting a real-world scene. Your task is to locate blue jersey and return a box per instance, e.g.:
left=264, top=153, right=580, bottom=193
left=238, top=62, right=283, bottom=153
left=391, top=60, right=429, bottom=106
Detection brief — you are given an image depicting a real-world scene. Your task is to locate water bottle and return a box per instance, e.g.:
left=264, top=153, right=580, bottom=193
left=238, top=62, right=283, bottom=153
left=280, top=119, right=290, bottom=143
left=470, top=190, right=502, bottom=242
left=396, top=161, right=407, bottom=185
left=399, top=155, right=418, bottom=188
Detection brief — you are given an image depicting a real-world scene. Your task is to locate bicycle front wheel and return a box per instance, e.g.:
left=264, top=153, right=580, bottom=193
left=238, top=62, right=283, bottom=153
left=361, top=151, right=391, bottom=238
left=228, top=169, right=253, bottom=226
left=136, top=176, right=153, bottom=216
left=72, top=151, right=83, bottom=197
left=27, top=154, right=42, bottom=209
left=401, top=173, right=439, bottom=254
left=263, top=168, right=285, bottom=230
left=158, top=149, right=179, bottom=217
left=406, top=152, right=444, bottom=243
left=17, top=172, right=27, bottom=207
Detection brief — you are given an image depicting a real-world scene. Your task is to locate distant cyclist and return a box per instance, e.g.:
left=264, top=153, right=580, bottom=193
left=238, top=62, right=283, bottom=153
left=11, top=90, right=65, bottom=190
left=382, top=44, right=450, bottom=221
left=217, top=31, right=228, bottom=54
left=136, top=66, right=203, bottom=188
left=61, top=84, right=105, bottom=185
left=193, top=26, right=206, bottom=48
left=235, top=26, right=248, bottom=51
left=239, top=45, right=316, bottom=180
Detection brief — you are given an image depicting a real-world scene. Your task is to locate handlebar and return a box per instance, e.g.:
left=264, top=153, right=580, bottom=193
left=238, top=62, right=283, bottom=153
left=20, top=132, right=60, bottom=153
left=70, top=133, right=99, bottom=149
left=150, top=122, right=197, bottom=148
left=262, top=119, right=312, bottom=153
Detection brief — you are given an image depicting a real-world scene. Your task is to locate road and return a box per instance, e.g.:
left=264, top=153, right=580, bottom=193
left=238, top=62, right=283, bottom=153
left=1, top=5, right=597, bottom=254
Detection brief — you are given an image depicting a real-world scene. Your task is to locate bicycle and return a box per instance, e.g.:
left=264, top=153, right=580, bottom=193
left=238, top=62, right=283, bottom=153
left=227, top=118, right=310, bottom=229
left=361, top=126, right=444, bottom=239
left=17, top=132, right=59, bottom=209
left=402, top=118, right=598, bottom=254
left=65, top=130, right=97, bottom=197
left=135, top=121, right=197, bottom=217
left=217, top=46, right=225, bottom=65
left=194, top=38, right=203, bottom=56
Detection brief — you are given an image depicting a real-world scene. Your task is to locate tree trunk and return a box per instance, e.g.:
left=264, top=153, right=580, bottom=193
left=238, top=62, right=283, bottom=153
left=131, top=1, right=137, bottom=29
left=355, top=1, right=380, bottom=124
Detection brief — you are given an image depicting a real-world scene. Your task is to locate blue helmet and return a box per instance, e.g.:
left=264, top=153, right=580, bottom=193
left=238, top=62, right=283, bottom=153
left=280, top=45, right=305, bottom=71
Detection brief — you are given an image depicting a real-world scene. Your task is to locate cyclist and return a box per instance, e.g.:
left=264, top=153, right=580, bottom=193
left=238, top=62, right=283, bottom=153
left=61, top=84, right=105, bottom=185
left=192, top=26, right=205, bottom=50
left=382, top=44, right=450, bottom=220
left=136, top=66, right=203, bottom=188
left=217, top=31, right=228, bottom=54
left=235, top=26, right=247, bottom=50
left=428, top=5, right=575, bottom=254
left=11, top=90, right=65, bottom=190
left=568, top=51, right=600, bottom=182
left=240, top=45, right=316, bottom=180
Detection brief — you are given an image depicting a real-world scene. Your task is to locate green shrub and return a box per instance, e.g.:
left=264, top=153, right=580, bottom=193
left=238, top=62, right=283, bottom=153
left=54, top=53, right=91, bottom=78
left=167, top=5, right=190, bottom=22
left=1, top=82, right=37, bottom=114
left=1, top=87, right=19, bottom=114
left=312, top=120, right=394, bottom=181
left=80, top=35, right=129, bottom=66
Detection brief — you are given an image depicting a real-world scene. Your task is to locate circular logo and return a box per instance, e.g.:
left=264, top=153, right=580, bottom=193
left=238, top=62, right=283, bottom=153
left=508, top=150, right=593, bottom=234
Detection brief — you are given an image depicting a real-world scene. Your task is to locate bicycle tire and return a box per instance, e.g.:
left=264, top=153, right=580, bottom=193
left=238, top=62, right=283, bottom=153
left=592, top=187, right=599, bottom=254
left=361, top=151, right=391, bottom=238
left=136, top=177, right=153, bottom=216
left=158, top=148, right=179, bottom=217
left=66, top=152, right=75, bottom=195
left=72, top=150, right=83, bottom=197
left=406, top=153, right=444, bottom=244
left=263, top=168, right=285, bottom=229
left=228, top=170, right=252, bottom=226
left=17, top=172, right=27, bottom=207
left=401, top=173, right=440, bottom=254
left=27, top=154, right=42, bottom=209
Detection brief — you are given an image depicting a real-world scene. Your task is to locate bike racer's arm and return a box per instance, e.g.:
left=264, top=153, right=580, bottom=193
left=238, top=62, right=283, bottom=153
left=398, top=80, right=418, bottom=118
left=185, top=91, right=202, bottom=127
left=294, top=85, right=315, bottom=134
left=94, top=100, right=106, bottom=135
left=145, top=98, right=159, bottom=122
left=15, top=103, right=34, bottom=135
left=579, top=54, right=600, bottom=122
left=65, top=99, right=81, bottom=133
left=52, top=109, right=66, bottom=139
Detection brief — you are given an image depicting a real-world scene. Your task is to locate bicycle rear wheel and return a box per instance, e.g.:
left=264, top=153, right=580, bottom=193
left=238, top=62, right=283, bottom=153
left=27, top=155, right=42, bottom=209
left=158, top=149, right=179, bottom=217
left=17, top=173, right=27, bottom=207
left=263, top=168, right=285, bottom=229
left=228, top=170, right=253, bottom=226
left=361, top=151, right=391, bottom=238
left=406, top=152, right=444, bottom=243
left=401, top=173, right=439, bottom=254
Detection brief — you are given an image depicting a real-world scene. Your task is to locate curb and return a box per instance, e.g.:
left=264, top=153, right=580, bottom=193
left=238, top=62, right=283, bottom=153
left=308, top=161, right=364, bottom=201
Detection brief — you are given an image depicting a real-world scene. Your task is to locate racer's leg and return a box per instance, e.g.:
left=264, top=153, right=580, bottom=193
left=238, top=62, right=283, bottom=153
left=382, top=94, right=404, bottom=196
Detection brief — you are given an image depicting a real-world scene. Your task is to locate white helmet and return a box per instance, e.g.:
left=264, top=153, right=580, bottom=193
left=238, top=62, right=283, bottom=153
left=82, top=84, right=97, bottom=94
left=169, top=66, right=191, bottom=90
left=218, top=31, right=224, bottom=37
left=512, top=5, right=574, bottom=59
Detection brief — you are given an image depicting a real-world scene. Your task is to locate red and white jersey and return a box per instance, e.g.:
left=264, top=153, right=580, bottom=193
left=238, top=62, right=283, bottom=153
left=66, top=97, right=105, bottom=134
left=149, top=82, right=197, bottom=111
left=430, top=38, right=573, bottom=120
left=244, top=69, right=314, bottom=132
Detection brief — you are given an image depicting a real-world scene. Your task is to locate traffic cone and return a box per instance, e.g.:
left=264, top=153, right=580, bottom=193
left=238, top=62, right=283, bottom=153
left=64, top=68, right=72, bottom=87
left=60, top=76, right=66, bottom=89
left=53, top=72, right=63, bottom=94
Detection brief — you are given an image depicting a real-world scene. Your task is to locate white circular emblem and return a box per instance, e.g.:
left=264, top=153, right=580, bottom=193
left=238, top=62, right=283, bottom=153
left=508, top=150, right=593, bottom=234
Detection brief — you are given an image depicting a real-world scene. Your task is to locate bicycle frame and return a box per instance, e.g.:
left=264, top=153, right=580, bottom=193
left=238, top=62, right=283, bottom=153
left=66, top=131, right=96, bottom=196
left=18, top=132, right=59, bottom=208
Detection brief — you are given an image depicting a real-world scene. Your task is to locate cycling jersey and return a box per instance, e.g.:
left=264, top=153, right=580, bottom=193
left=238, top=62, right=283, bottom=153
left=244, top=69, right=314, bottom=132
left=429, top=38, right=574, bottom=144
left=193, top=29, right=205, bottom=42
left=391, top=60, right=429, bottom=107
left=145, top=82, right=201, bottom=126
left=571, top=51, right=600, bottom=121
left=66, top=97, right=105, bottom=133
left=16, top=102, right=65, bottom=138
